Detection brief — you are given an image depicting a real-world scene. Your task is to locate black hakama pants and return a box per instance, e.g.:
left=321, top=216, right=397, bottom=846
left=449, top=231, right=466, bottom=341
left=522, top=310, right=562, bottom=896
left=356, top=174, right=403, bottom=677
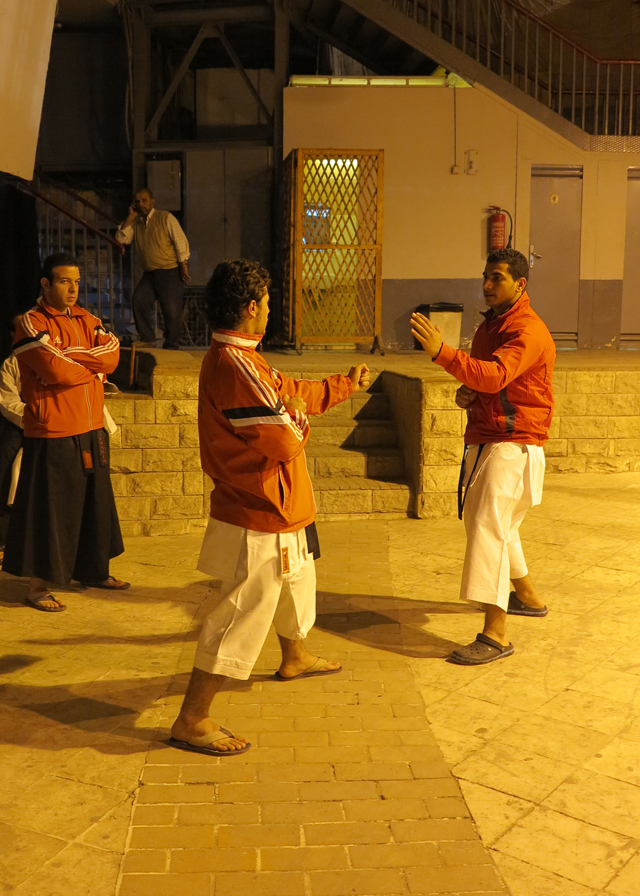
left=0, top=415, right=23, bottom=547
left=2, top=429, right=124, bottom=584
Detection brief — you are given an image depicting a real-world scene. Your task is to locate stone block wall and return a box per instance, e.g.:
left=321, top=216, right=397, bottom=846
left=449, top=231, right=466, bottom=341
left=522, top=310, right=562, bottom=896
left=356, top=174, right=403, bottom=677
left=382, top=371, right=463, bottom=519
left=383, top=367, right=640, bottom=520
left=105, top=375, right=210, bottom=538
left=106, top=364, right=640, bottom=532
left=543, top=370, right=640, bottom=473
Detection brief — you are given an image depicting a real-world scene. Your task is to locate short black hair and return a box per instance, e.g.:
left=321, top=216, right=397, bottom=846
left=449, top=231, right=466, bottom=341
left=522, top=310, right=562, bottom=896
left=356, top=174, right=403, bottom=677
left=205, top=260, right=271, bottom=330
left=135, top=187, right=154, bottom=199
left=41, top=252, right=81, bottom=285
left=486, top=248, right=529, bottom=283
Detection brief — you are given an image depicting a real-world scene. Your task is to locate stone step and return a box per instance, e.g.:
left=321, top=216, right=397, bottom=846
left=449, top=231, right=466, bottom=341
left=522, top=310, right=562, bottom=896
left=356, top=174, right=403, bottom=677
left=307, top=417, right=397, bottom=448
left=313, top=476, right=413, bottom=519
left=306, top=445, right=405, bottom=479
left=322, top=390, right=391, bottom=421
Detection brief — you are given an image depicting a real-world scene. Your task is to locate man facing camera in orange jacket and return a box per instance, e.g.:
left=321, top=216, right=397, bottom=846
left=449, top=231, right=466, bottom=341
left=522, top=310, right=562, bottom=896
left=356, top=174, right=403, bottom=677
left=412, top=248, right=555, bottom=666
left=2, top=253, right=128, bottom=611
left=169, top=259, right=370, bottom=758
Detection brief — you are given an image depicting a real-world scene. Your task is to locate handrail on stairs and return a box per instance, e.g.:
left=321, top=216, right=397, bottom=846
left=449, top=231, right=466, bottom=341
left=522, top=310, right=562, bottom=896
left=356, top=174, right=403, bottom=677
left=35, top=170, right=122, bottom=227
left=386, top=0, right=640, bottom=137
left=16, top=181, right=125, bottom=253
left=14, top=178, right=132, bottom=333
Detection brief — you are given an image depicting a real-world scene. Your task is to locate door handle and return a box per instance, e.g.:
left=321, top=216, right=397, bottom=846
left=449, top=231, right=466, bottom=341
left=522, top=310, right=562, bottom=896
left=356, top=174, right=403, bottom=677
left=529, top=244, right=543, bottom=266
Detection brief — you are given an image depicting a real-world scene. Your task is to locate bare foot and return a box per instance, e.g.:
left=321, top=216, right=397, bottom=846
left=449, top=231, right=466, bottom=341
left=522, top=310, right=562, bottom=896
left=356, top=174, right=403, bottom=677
left=277, top=653, right=341, bottom=679
left=511, top=574, right=546, bottom=608
left=170, top=715, right=248, bottom=752
left=512, top=587, right=546, bottom=608
left=28, top=580, right=66, bottom=611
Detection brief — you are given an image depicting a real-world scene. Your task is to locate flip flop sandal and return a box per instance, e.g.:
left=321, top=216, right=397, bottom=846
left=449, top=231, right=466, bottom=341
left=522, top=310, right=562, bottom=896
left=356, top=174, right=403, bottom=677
left=274, top=657, right=342, bottom=681
left=508, top=591, right=548, bottom=617
left=26, top=594, right=66, bottom=613
left=80, top=577, right=130, bottom=591
left=168, top=727, right=251, bottom=757
left=448, top=632, right=514, bottom=665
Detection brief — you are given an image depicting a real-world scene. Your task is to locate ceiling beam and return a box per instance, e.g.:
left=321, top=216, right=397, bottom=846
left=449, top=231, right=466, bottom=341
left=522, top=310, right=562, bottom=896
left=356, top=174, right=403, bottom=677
left=147, top=5, right=273, bottom=27
left=288, top=4, right=390, bottom=75
left=212, top=24, right=274, bottom=126
left=145, top=22, right=211, bottom=140
left=143, top=126, right=273, bottom=150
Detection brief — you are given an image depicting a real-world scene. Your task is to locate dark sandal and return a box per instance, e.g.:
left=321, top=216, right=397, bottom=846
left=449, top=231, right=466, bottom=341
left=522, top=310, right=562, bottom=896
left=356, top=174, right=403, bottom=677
left=26, top=594, right=66, bottom=613
left=168, top=727, right=251, bottom=757
left=508, top=591, right=548, bottom=617
left=274, top=657, right=342, bottom=680
left=80, top=576, right=130, bottom=591
left=448, top=632, right=514, bottom=665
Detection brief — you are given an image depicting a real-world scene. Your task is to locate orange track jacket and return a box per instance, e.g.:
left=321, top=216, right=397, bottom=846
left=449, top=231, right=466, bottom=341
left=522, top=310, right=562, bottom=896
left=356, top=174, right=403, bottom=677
left=434, top=293, right=555, bottom=445
left=13, top=299, right=120, bottom=438
left=199, top=330, right=354, bottom=533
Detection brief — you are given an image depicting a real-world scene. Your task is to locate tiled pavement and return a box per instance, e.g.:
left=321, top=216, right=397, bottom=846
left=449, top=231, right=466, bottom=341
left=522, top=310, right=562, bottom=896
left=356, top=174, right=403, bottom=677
left=3, top=473, right=640, bottom=894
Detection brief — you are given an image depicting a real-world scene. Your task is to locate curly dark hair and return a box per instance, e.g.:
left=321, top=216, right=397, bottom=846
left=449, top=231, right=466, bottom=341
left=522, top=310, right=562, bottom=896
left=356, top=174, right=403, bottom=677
left=486, top=248, right=529, bottom=283
left=205, top=259, right=271, bottom=330
left=41, top=252, right=81, bottom=285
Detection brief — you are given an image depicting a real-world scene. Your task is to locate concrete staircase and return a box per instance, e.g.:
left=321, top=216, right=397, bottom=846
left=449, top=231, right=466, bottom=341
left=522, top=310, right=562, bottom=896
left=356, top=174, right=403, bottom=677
left=306, top=377, right=413, bottom=519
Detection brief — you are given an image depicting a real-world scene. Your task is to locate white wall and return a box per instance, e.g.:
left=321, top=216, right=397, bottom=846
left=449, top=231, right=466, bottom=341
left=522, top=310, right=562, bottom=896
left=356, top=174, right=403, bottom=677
left=283, top=82, right=640, bottom=284
left=0, top=0, right=56, bottom=179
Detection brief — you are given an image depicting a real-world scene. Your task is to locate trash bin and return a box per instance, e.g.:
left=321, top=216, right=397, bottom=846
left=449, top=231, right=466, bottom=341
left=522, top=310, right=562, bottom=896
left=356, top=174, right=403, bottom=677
left=413, top=302, right=464, bottom=351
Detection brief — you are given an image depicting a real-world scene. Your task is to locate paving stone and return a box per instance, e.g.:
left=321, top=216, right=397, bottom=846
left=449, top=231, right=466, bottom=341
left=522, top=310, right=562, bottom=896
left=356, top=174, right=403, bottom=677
left=169, top=847, right=256, bottom=872
left=260, top=802, right=345, bottom=825
left=260, top=845, right=349, bottom=871
left=119, top=874, right=211, bottom=896
left=308, top=868, right=405, bottom=895
left=299, top=781, right=379, bottom=801
left=304, top=822, right=393, bottom=845
left=349, top=842, right=442, bottom=867
left=217, top=823, right=300, bottom=847
left=176, top=803, right=260, bottom=826
left=391, top=819, right=478, bottom=841
left=129, top=825, right=214, bottom=849
left=122, top=850, right=167, bottom=873
left=334, top=761, right=413, bottom=781
left=404, top=864, right=505, bottom=893
left=214, top=871, right=307, bottom=896
left=217, top=782, right=299, bottom=803
left=343, top=798, right=429, bottom=821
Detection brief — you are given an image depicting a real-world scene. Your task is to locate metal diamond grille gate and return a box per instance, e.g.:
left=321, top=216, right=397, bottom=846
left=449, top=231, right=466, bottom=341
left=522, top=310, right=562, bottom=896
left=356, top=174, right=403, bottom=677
left=283, top=149, right=384, bottom=352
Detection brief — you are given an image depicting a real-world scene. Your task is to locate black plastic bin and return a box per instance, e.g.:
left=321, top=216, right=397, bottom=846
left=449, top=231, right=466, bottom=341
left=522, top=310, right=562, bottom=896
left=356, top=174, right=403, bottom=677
left=413, top=302, right=464, bottom=351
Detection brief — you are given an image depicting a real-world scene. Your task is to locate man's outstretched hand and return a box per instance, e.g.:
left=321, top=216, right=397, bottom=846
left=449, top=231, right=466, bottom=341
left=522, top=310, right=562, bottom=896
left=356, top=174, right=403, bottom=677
left=411, top=312, right=444, bottom=358
left=283, top=394, right=307, bottom=415
left=347, top=364, right=370, bottom=393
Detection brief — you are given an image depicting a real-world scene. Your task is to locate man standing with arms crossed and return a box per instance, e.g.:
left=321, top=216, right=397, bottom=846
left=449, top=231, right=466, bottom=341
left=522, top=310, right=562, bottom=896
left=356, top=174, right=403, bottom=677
left=116, top=187, right=190, bottom=349
left=2, top=253, right=127, bottom=611
left=170, top=259, right=370, bottom=756
left=411, top=248, right=555, bottom=665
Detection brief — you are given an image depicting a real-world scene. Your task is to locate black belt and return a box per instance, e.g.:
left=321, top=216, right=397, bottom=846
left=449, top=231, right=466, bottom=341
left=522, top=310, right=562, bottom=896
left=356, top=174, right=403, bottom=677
left=457, top=444, right=485, bottom=520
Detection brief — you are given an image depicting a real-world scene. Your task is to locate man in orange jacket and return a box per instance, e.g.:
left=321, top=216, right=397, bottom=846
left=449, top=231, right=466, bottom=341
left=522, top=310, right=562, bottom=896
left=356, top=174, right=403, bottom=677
left=411, top=248, right=555, bottom=665
left=2, top=253, right=128, bottom=611
left=169, top=259, right=370, bottom=757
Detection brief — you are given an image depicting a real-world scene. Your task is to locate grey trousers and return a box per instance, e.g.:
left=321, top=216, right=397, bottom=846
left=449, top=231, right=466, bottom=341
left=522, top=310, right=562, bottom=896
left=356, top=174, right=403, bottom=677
left=132, top=267, right=184, bottom=349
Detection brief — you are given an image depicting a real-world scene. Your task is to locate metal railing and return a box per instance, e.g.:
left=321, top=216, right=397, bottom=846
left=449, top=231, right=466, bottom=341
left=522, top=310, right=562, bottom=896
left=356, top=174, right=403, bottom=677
left=24, top=174, right=135, bottom=335
left=386, top=0, right=640, bottom=137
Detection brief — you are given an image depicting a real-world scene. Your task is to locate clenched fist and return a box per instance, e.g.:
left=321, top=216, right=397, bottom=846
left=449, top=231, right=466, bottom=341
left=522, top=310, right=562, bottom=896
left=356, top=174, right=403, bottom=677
left=455, top=385, right=478, bottom=409
left=282, top=394, right=307, bottom=415
left=347, top=364, right=370, bottom=393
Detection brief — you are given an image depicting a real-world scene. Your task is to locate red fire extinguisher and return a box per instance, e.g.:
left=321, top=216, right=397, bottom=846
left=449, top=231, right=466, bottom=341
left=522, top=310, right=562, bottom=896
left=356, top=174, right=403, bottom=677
left=487, top=206, right=513, bottom=250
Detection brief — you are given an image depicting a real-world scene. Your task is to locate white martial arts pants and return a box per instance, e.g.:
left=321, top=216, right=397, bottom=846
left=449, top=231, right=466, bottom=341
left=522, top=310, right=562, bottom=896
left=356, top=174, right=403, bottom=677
left=193, top=518, right=317, bottom=679
left=461, top=442, right=545, bottom=612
